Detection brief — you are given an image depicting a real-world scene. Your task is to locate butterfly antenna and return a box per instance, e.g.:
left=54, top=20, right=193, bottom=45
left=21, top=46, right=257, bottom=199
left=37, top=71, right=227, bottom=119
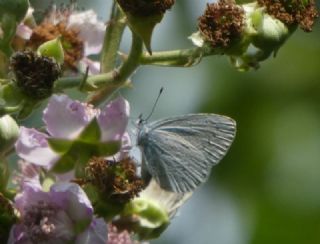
left=145, top=87, right=164, bottom=121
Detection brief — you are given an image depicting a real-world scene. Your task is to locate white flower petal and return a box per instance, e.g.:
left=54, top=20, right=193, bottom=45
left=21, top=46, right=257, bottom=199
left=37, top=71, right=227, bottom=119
left=67, top=10, right=105, bottom=56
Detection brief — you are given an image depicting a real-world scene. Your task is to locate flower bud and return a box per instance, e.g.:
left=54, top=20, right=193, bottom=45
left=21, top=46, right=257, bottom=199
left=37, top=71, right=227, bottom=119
left=121, top=198, right=169, bottom=240
left=0, top=115, right=19, bottom=156
left=228, top=2, right=295, bottom=71
left=117, top=0, right=175, bottom=54
left=37, top=37, right=64, bottom=65
left=113, top=179, right=191, bottom=240
left=247, top=5, right=292, bottom=52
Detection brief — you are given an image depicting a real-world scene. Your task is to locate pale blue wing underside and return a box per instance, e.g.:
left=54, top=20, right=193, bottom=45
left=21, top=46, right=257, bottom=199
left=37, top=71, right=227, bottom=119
left=138, top=114, right=236, bottom=193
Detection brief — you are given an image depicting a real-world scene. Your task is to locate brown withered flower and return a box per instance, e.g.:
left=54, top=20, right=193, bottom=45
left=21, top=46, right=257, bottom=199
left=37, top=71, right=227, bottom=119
left=117, top=0, right=175, bottom=16
left=10, top=51, right=61, bottom=99
left=84, top=157, right=145, bottom=204
left=257, top=0, right=319, bottom=32
left=198, top=0, right=245, bottom=49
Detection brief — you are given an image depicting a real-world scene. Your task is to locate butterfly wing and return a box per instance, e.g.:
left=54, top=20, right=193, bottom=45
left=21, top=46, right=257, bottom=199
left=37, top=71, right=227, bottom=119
left=138, top=114, right=236, bottom=193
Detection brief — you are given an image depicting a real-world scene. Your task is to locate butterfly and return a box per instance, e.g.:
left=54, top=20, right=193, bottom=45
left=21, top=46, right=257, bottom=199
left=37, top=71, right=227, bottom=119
left=137, top=113, right=236, bottom=193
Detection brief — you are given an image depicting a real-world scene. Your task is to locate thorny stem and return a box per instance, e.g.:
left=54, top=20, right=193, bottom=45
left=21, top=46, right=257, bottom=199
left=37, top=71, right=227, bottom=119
left=54, top=46, right=219, bottom=93
left=139, top=47, right=218, bottom=67
left=100, top=2, right=126, bottom=73
left=88, top=32, right=143, bottom=105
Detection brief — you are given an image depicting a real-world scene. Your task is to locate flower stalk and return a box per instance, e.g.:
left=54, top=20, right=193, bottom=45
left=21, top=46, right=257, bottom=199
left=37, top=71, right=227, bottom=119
left=88, top=31, right=143, bottom=105
left=100, top=2, right=126, bottom=73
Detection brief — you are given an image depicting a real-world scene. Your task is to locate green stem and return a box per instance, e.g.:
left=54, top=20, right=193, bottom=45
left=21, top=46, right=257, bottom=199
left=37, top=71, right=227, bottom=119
left=54, top=46, right=217, bottom=92
left=100, top=2, right=126, bottom=73
left=0, top=159, right=9, bottom=194
left=88, top=32, right=143, bottom=105
left=139, top=47, right=219, bottom=67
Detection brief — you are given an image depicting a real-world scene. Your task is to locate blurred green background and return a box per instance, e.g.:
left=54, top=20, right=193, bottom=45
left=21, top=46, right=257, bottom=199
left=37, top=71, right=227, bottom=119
left=29, top=1, right=320, bottom=243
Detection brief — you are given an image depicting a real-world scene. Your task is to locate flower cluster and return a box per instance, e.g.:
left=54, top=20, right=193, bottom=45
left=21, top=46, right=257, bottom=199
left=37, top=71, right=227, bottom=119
left=191, top=0, right=318, bottom=70
left=7, top=94, right=189, bottom=243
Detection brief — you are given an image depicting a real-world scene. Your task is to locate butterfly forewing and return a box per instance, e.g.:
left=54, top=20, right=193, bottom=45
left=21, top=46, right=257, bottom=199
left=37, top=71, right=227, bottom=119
left=138, top=114, right=236, bottom=193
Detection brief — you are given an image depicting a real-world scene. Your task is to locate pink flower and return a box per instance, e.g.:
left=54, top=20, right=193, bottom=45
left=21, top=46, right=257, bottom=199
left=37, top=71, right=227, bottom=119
left=8, top=182, right=107, bottom=244
left=15, top=95, right=130, bottom=171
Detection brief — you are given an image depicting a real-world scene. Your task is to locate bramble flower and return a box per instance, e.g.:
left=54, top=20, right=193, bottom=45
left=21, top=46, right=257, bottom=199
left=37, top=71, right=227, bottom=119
left=8, top=182, right=107, bottom=244
left=15, top=94, right=130, bottom=173
left=22, top=6, right=105, bottom=73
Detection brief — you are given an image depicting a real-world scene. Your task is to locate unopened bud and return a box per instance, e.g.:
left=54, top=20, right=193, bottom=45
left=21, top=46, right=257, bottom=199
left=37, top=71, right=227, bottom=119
left=249, top=8, right=291, bottom=51
left=0, top=115, right=19, bottom=156
left=121, top=198, right=169, bottom=240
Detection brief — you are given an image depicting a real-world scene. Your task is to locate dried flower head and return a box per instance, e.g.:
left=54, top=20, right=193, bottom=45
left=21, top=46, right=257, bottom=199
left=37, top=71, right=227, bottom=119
left=10, top=51, right=61, bottom=99
left=85, top=157, right=145, bottom=204
left=257, top=0, right=319, bottom=32
left=117, top=0, right=175, bottom=16
left=198, top=0, right=245, bottom=48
